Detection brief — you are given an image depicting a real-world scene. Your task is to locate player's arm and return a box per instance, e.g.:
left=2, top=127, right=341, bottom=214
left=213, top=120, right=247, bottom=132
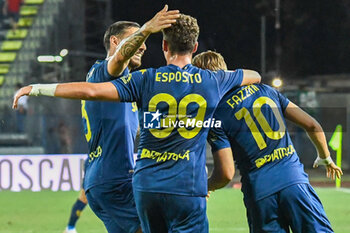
left=208, top=147, right=235, bottom=191
left=284, top=102, right=343, bottom=179
left=240, top=69, right=261, bottom=86
left=108, top=5, right=180, bottom=76
left=207, top=127, right=235, bottom=191
left=13, top=82, right=119, bottom=109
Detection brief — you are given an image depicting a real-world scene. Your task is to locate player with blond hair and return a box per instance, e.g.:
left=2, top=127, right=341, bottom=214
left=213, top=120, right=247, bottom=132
left=193, top=50, right=343, bottom=233
left=13, top=14, right=261, bottom=232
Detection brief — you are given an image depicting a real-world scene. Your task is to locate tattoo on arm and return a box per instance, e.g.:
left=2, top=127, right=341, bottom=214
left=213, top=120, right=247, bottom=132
left=119, top=31, right=148, bottom=59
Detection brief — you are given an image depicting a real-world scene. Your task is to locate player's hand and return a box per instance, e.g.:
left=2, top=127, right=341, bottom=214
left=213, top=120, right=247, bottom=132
left=206, top=191, right=212, bottom=201
left=313, top=156, right=343, bottom=180
left=13, top=86, right=32, bottom=109
left=324, top=162, right=343, bottom=180
left=142, top=5, right=180, bottom=34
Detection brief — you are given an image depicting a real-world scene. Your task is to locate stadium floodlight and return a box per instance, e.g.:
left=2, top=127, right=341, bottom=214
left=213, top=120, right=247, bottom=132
left=37, top=55, right=55, bottom=62
left=55, top=56, right=63, bottom=62
left=37, top=55, right=63, bottom=63
left=60, top=49, right=69, bottom=57
left=272, top=78, right=282, bottom=88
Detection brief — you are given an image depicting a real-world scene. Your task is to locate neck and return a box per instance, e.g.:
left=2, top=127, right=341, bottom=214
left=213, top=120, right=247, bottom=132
left=166, top=53, right=192, bottom=68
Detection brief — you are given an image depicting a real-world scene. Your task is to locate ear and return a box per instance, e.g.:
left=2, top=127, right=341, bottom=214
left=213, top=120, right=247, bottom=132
left=110, top=35, right=120, bottom=47
left=162, top=40, right=169, bottom=52
left=192, top=42, right=198, bottom=53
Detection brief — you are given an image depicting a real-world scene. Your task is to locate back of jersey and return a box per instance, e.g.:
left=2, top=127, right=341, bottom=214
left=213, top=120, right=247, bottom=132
left=211, top=84, right=309, bottom=201
left=112, top=64, right=243, bottom=196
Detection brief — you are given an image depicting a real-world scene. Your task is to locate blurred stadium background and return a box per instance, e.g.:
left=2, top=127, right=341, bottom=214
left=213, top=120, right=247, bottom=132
left=0, top=0, right=350, bottom=232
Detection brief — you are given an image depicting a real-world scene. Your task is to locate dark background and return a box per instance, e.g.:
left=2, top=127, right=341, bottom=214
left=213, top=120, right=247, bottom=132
left=84, top=0, right=350, bottom=78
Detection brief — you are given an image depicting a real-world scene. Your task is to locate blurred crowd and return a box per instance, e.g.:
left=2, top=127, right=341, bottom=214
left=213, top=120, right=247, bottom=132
left=0, top=0, right=22, bottom=36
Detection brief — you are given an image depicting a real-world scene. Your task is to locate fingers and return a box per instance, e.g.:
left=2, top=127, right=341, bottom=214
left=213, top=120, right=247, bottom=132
left=160, top=24, right=173, bottom=29
left=161, top=4, right=168, bottom=12
left=339, top=168, right=344, bottom=176
left=165, top=10, right=180, bottom=15
left=334, top=166, right=343, bottom=179
left=158, top=5, right=179, bottom=16
left=326, top=164, right=344, bottom=180
left=336, top=170, right=342, bottom=179
left=145, top=7, right=180, bottom=34
left=159, top=13, right=180, bottom=28
left=329, top=167, right=335, bottom=180
left=162, top=20, right=177, bottom=26
left=331, top=164, right=344, bottom=179
left=206, top=191, right=212, bottom=201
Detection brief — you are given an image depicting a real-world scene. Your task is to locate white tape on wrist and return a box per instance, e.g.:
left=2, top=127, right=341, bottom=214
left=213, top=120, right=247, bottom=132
left=314, top=156, right=333, bottom=166
left=29, top=84, right=58, bottom=97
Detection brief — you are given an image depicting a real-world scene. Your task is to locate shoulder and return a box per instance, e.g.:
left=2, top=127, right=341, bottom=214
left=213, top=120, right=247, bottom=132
left=259, top=84, right=280, bottom=97
left=130, top=68, right=154, bottom=79
left=86, top=60, right=108, bottom=82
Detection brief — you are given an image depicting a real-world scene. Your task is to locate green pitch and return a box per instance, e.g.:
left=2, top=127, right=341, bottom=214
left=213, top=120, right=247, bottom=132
left=0, top=188, right=349, bottom=233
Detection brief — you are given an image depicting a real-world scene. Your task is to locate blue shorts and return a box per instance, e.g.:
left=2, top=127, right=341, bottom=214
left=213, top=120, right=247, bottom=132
left=244, top=183, right=333, bottom=233
left=134, top=190, right=208, bottom=233
left=86, top=181, right=140, bottom=233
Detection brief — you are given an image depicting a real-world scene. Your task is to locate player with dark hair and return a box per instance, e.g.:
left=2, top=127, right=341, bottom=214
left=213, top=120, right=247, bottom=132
left=79, top=20, right=143, bottom=233
left=193, top=50, right=343, bottom=233
left=59, top=6, right=180, bottom=233
left=13, top=13, right=261, bottom=233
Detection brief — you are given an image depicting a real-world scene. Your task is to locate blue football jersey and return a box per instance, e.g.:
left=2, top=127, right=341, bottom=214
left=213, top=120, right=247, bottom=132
left=82, top=60, right=138, bottom=191
left=208, top=84, right=309, bottom=201
left=111, top=64, right=243, bottom=196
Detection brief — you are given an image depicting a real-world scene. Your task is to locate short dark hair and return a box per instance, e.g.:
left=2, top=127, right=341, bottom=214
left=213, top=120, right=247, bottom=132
left=162, top=14, right=199, bottom=55
left=103, top=21, right=140, bottom=52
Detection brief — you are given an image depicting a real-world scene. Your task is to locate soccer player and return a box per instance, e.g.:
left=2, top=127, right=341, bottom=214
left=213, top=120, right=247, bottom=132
left=193, top=50, right=343, bottom=233
left=63, top=5, right=181, bottom=233
left=13, top=14, right=261, bottom=233
left=63, top=190, right=87, bottom=233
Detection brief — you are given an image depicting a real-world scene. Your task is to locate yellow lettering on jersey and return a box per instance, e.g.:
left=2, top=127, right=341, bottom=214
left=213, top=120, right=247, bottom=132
left=131, top=102, right=138, bottom=112
left=154, top=72, right=202, bottom=84
left=254, top=145, right=295, bottom=168
left=121, top=74, right=132, bottom=84
left=226, top=85, right=260, bottom=109
left=140, top=148, right=190, bottom=163
left=182, top=72, right=189, bottom=82
left=81, top=100, right=92, bottom=142
left=155, top=72, right=161, bottom=82
left=139, top=69, right=147, bottom=74
left=89, top=146, right=102, bottom=162
left=162, top=72, right=168, bottom=82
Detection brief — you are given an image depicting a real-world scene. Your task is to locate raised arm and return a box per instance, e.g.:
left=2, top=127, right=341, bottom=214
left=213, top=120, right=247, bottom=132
left=240, top=69, right=261, bottom=86
left=13, top=6, right=180, bottom=109
left=284, top=102, right=343, bottom=179
left=13, top=82, right=119, bottom=109
left=108, top=5, right=180, bottom=76
left=208, top=148, right=235, bottom=191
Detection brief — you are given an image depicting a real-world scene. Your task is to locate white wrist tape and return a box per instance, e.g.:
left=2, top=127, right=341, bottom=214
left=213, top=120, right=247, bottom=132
left=29, top=84, right=58, bottom=97
left=314, top=156, right=333, bottom=166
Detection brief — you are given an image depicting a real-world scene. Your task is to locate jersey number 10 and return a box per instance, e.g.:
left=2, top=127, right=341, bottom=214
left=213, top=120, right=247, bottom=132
left=235, top=96, right=286, bottom=150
